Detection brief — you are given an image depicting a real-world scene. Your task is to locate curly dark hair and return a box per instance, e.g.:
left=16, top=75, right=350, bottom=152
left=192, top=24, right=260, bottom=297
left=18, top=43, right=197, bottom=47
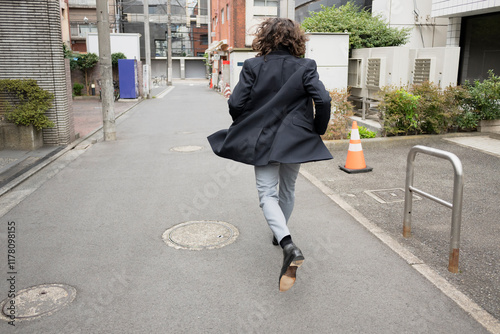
left=251, top=18, right=307, bottom=57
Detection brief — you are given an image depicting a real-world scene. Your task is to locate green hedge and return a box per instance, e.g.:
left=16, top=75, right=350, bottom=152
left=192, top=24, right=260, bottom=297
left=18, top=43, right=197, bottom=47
left=0, top=79, right=55, bottom=130
left=379, top=71, right=500, bottom=136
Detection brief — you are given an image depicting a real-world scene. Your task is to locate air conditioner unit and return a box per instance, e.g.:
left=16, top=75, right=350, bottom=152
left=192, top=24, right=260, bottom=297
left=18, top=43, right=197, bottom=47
left=348, top=59, right=362, bottom=88
left=366, top=58, right=385, bottom=89
left=412, top=58, right=435, bottom=84
left=409, top=48, right=460, bottom=88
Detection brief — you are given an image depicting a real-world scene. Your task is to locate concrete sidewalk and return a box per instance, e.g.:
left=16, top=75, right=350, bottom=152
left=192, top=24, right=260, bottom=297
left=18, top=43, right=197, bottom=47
left=0, top=80, right=497, bottom=333
left=0, top=86, right=171, bottom=194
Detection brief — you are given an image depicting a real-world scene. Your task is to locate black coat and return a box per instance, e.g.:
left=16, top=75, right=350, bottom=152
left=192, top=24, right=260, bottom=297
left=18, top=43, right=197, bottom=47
left=207, top=49, right=333, bottom=166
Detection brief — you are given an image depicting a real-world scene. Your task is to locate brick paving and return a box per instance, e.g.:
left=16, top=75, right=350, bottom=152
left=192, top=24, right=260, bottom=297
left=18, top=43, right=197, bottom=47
left=72, top=97, right=139, bottom=139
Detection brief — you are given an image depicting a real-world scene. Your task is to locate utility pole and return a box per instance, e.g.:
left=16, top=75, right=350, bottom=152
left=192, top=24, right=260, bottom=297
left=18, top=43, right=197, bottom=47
left=96, top=0, right=116, bottom=141
left=167, top=0, right=172, bottom=86
left=144, top=0, right=151, bottom=98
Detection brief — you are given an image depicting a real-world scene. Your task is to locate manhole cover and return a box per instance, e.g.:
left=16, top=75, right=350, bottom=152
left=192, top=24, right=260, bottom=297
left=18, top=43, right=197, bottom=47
left=0, top=284, right=76, bottom=321
left=365, top=188, right=421, bottom=204
left=170, top=145, right=203, bottom=152
left=162, top=221, right=239, bottom=250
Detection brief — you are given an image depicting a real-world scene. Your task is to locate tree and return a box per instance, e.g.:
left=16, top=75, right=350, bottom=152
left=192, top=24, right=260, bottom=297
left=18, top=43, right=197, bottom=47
left=111, top=52, right=127, bottom=67
left=301, top=2, right=411, bottom=51
left=75, top=53, right=99, bottom=95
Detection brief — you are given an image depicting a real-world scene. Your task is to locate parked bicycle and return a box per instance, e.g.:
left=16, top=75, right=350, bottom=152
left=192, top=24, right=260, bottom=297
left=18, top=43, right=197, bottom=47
left=113, top=80, right=120, bottom=101
left=97, top=79, right=119, bottom=101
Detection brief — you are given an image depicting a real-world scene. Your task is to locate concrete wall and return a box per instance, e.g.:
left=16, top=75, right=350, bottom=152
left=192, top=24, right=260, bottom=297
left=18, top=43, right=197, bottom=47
left=87, top=33, right=142, bottom=60
left=0, top=0, right=75, bottom=146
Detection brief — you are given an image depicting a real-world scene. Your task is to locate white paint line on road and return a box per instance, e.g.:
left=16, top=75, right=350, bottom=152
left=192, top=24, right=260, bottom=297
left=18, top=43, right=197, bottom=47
left=300, top=168, right=500, bottom=334
left=156, top=86, right=175, bottom=99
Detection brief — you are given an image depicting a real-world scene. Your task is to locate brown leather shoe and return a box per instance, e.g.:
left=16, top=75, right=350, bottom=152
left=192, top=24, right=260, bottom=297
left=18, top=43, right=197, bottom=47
left=279, top=243, right=304, bottom=292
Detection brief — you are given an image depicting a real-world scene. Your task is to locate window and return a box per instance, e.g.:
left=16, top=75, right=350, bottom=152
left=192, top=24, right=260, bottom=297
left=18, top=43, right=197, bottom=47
left=227, top=5, right=229, bottom=21
left=155, top=40, right=167, bottom=57
left=70, top=22, right=98, bottom=37
left=201, top=34, right=208, bottom=45
left=254, top=0, right=278, bottom=6
left=221, top=8, right=224, bottom=24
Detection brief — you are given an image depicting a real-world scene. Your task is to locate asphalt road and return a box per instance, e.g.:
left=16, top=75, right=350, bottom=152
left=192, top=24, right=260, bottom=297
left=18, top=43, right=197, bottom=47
left=0, top=81, right=497, bottom=333
left=303, top=132, right=500, bottom=322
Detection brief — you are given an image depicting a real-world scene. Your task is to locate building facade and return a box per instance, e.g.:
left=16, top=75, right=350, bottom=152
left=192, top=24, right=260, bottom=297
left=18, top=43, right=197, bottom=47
left=122, top=0, right=209, bottom=79
left=207, top=0, right=294, bottom=89
left=61, top=0, right=72, bottom=48
left=209, top=0, right=294, bottom=50
left=431, top=0, right=500, bottom=83
left=296, top=0, right=500, bottom=84
left=210, top=0, right=246, bottom=49
left=68, top=0, right=117, bottom=52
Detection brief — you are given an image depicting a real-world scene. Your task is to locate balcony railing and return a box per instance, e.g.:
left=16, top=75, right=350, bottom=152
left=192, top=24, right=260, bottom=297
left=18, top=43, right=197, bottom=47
left=70, top=23, right=98, bottom=37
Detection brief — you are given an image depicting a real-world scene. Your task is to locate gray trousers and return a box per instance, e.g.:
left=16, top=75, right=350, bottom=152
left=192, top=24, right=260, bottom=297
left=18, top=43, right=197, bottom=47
left=254, top=163, right=301, bottom=243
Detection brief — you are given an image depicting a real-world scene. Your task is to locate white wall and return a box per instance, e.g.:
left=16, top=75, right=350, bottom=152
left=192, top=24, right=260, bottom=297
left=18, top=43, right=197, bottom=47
left=305, top=33, right=349, bottom=91
left=229, top=50, right=258, bottom=91
left=87, top=33, right=141, bottom=60
left=229, top=34, right=349, bottom=91
left=372, top=0, right=448, bottom=48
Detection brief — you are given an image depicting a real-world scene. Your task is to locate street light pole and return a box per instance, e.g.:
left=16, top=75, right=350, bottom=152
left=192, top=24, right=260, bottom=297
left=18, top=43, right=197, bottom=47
left=96, top=0, right=116, bottom=141
left=167, top=0, right=172, bottom=86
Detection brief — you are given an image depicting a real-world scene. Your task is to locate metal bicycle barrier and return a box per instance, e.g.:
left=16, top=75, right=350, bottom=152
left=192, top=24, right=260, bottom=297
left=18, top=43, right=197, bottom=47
left=403, top=145, right=464, bottom=273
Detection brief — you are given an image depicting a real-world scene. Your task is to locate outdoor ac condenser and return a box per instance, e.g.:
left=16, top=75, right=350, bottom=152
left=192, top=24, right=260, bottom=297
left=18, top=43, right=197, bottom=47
left=409, top=47, right=460, bottom=88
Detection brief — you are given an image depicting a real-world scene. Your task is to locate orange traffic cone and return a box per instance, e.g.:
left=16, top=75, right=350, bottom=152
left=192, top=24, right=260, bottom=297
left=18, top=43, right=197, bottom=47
left=339, top=121, right=373, bottom=174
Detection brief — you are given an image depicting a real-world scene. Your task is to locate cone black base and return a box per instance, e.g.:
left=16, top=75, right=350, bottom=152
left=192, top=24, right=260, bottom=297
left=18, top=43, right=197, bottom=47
left=339, top=165, right=373, bottom=174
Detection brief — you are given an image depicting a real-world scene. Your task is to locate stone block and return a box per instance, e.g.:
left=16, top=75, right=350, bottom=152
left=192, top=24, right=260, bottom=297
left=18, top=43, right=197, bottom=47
left=478, top=119, right=500, bottom=133
left=1, top=123, right=43, bottom=150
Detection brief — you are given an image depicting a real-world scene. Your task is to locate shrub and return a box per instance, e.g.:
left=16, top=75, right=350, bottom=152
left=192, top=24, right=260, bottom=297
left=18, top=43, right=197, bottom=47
left=444, top=84, right=476, bottom=131
left=463, top=70, right=500, bottom=120
left=73, top=83, right=84, bottom=96
left=322, top=89, right=354, bottom=140
left=411, top=82, right=467, bottom=134
left=379, top=83, right=470, bottom=135
left=349, top=126, right=377, bottom=139
left=0, top=79, right=55, bottom=130
left=301, top=2, right=411, bottom=51
left=457, top=110, right=480, bottom=131
left=379, top=87, right=420, bottom=135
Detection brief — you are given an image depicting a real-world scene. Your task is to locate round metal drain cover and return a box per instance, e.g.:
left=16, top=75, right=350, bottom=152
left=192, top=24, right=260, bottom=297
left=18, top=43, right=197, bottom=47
left=163, top=221, right=239, bottom=250
left=0, top=284, right=76, bottom=321
left=170, top=145, right=203, bottom=152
